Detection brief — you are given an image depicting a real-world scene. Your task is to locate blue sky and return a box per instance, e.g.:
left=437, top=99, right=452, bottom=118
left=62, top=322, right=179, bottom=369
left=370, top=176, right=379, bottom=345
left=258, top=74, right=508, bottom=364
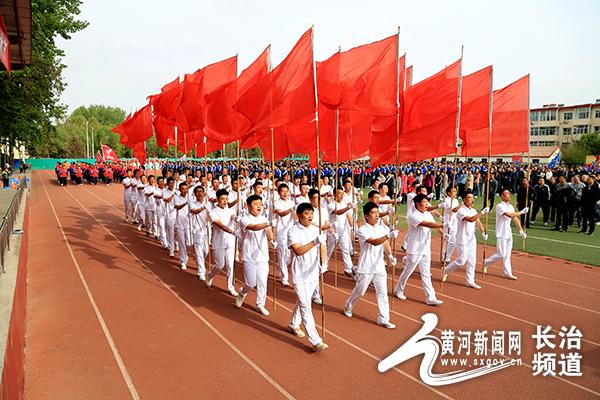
left=58, top=0, right=600, bottom=113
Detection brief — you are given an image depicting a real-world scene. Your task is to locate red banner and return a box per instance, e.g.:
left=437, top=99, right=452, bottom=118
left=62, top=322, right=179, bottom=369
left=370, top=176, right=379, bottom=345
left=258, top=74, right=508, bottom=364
left=0, top=14, right=10, bottom=73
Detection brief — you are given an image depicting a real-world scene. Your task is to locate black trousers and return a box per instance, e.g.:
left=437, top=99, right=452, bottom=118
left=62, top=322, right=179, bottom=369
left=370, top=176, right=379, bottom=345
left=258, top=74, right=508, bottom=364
left=555, top=206, right=569, bottom=231
left=581, top=207, right=596, bottom=234
left=532, top=201, right=549, bottom=223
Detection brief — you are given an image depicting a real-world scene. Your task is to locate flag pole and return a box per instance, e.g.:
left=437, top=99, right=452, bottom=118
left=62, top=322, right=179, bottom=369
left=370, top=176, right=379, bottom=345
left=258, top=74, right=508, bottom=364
left=391, top=26, right=401, bottom=311
left=311, top=26, right=326, bottom=338
left=334, top=108, right=339, bottom=288
left=203, top=135, right=212, bottom=273
left=482, top=66, right=494, bottom=278
left=440, top=46, right=464, bottom=293
left=522, top=75, right=531, bottom=250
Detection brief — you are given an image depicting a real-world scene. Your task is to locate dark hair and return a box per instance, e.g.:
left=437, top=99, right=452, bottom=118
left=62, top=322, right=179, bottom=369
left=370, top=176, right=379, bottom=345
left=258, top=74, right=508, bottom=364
left=157, top=176, right=164, bottom=182
left=216, top=189, right=229, bottom=198
left=499, top=187, right=510, bottom=195
left=296, top=202, right=314, bottom=215
left=179, top=182, right=188, bottom=190
left=148, top=175, right=155, bottom=180
left=308, top=188, right=319, bottom=198
left=193, top=185, right=205, bottom=194
left=445, top=185, right=454, bottom=194
left=462, top=190, right=474, bottom=199
left=278, top=183, right=289, bottom=193
left=414, top=193, right=428, bottom=206
left=410, top=181, right=419, bottom=187
left=246, top=194, right=262, bottom=206
left=167, top=177, right=175, bottom=184
left=379, top=182, right=389, bottom=190
left=367, top=190, right=380, bottom=200
left=252, top=180, right=263, bottom=189
left=363, top=201, right=378, bottom=216
left=416, top=185, right=425, bottom=193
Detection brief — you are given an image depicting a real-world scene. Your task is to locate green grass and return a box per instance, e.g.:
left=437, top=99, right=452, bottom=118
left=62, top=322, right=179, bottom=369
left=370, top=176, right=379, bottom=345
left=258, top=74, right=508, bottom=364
left=356, top=190, right=600, bottom=267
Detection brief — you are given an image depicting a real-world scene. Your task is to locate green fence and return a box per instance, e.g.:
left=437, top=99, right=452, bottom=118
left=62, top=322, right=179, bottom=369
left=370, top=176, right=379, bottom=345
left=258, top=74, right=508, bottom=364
left=25, top=158, right=97, bottom=170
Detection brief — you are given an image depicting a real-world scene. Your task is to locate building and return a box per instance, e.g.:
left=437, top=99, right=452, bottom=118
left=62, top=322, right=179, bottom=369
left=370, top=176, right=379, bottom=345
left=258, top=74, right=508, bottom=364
left=529, top=100, right=600, bottom=158
left=0, top=0, right=31, bottom=72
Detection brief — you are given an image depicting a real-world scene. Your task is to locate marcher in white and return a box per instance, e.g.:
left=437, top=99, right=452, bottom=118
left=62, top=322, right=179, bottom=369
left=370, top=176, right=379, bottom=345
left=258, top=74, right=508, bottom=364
left=144, top=175, right=157, bottom=238
left=235, top=194, right=275, bottom=316
left=174, top=182, right=193, bottom=270
left=394, top=193, right=445, bottom=305
left=442, top=186, right=460, bottom=262
left=129, top=170, right=140, bottom=224
left=295, top=183, right=310, bottom=206
left=308, top=188, right=332, bottom=305
left=274, top=183, right=296, bottom=286
left=155, top=177, right=168, bottom=248
left=136, top=174, right=147, bottom=231
left=287, top=202, right=329, bottom=352
left=328, top=187, right=355, bottom=275
left=122, top=169, right=133, bottom=222
left=344, top=201, right=397, bottom=328
left=443, top=190, right=489, bottom=289
left=162, top=177, right=178, bottom=257
left=189, top=186, right=209, bottom=280
left=483, top=188, right=527, bottom=280
left=206, top=189, right=238, bottom=296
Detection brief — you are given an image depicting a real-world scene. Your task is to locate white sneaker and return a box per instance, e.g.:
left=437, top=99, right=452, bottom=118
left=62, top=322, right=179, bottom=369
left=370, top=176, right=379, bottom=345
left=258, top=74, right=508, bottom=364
left=426, top=299, right=444, bottom=306
left=169, top=253, right=174, bottom=258
left=312, top=297, right=323, bottom=305
left=257, top=305, right=270, bottom=316
left=206, top=278, right=213, bottom=288
left=281, top=280, right=289, bottom=287
left=504, top=274, right=518, bottom=280
left=387, top=255, right=397, bottom=266
left=229, top=288, right=239, bottom=297
left=287, top=326, right=305, bottom=338
left=343, top=307, right=353, bottom=318
left=234, top=293, right=247, bottom=308
left=312, top=342, right=329, bottom=352
left=394, top=291, right=407, bottom=300
left=137, top=224, right=142, bottom=231
left=198, top=275, right=206, bottom=282
left=483, top=264, right=488, bottom=274
left=377, top=321, right=396, bottom=329
left=180, top=264, right=187, bottom=270
left=442, top=273, right=448, bottom=282
left=467, top=282, right=481, bottom=290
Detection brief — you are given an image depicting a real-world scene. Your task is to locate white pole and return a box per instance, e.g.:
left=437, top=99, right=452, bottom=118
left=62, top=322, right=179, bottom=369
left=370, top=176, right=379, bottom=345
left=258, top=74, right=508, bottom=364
left=85, top=120, right=89, bottom=158
left=91, top=126, right=95, bottom=158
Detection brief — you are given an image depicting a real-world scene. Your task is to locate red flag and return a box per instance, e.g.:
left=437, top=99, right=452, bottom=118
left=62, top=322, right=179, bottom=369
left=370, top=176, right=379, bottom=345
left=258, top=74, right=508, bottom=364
left=0, top=15, right=10, bottom=73
left=148, top=78, right=182, bottom=123
left=405, top=66, right=413, bottom=88
left=101, top=144, right=120, bottom=163
left=321, top=109, right=371, bottom=162
left=193, top=134, right=224, bottom=157
left=153, top=115, right=176, bottom=150
left=124, top=105, right=153, bottom=147
left=112, top=113, right=132, bottom=146
left=235, top=28, right=315, bottom=133
left=96, top=151, right=105, bottom=163
left=178, top=56, right=237, bottom=132
left=459, top=66, right=493, bottom=156
left=133, top=142, right=146, bottom=165
left=466, top=75, right=530, bottom=156
left=205, top=48, right=269, bottom=142
left=317, top=35, right=397, bottom=115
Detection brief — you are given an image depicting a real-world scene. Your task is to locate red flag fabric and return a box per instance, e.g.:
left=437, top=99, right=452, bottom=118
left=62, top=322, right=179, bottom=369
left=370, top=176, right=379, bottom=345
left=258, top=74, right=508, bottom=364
left=459, top=66, right=493, bottom=156
left=321, top=109, right=371, bottom=162
left=101, top=144, right=120, bottom=163
left=193, top=133, right=224, bottom=157
left=205, top=48, right=269, bottom=142
left=152, top=115, right=176, bottom=150
left=95, top=151, right=105, bottom=164
left=178, top=56, right=237, bottom=132
left=234, top=28, right=315, bottom=133
left=112, top=113, right=132, bottom=146
left=0, top=15, right=10, bottom=73
left=133, top=142, right=146, bottom=165
left=148, top=78, right=182, bottom=123
left=466, top=75, right=530, bottom=156
left=405, top=66, right=413, bottom=88
left=124, top=105, right=153, bottom=147
left=317, top=35, right=397, bottom=115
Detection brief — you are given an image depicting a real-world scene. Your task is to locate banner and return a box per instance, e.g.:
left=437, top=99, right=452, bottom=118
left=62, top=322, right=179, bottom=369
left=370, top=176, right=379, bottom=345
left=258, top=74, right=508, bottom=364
left=0, top=14, right=10, bottom=73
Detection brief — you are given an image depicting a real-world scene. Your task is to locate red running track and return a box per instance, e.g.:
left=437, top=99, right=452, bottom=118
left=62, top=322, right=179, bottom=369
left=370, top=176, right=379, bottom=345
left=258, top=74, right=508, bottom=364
left=24, top=171, right=600, bottom=399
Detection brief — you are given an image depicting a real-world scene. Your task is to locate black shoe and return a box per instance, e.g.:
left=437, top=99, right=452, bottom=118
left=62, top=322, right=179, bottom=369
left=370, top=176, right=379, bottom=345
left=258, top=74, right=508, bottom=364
left=551, top=228, right=560, bottom=231
left=588, top=232, right=594, bottom=236
left=578, top=230, right=586, bottom=234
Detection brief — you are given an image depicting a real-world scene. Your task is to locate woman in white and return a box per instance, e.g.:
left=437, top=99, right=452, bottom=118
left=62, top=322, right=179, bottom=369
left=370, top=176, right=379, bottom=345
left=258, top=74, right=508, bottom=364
left=394, top=193, right=444, bottom=305
left=344, top=201, right=397, bottom=328
left=274, top=183, right=296, bottom=286
left=235, top=194, right=275, bottom=316
left=287, top=203, right=329, bottom=352
left=483, top=188, right=527, bottom=280
left=143, top=175, right=157, bottom=238
left=443, top=191, right=489, bottom=289
left=189, top=186, right=209, bottom=281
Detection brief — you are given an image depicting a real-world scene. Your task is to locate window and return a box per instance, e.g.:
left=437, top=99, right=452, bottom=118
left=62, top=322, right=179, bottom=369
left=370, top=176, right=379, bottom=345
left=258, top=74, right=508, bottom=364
left=562, top=140, right=570, bottom=145
left=530, top=141, right=538, bottom=146
left=539, top=111, right=547, bottom=121
left=530, top=111, right=539, bottom=122
left=574, top=125, right=589, bottom=134
left=532, top=159, right=540, bottom=164
left=576, top=108, right=590, bottom=119
left=548, top=110, right=557, bottom=121
left=563, top=112, right=573, bottom=121
left=594, top=126, right=600, bottom=133
left=538, top=127, right=557, bottom=136
left=562, top=127, right=572, bottom=135
left=530, top=127, right=539, bottom=136
left=595, top=109, right=600, bottom=119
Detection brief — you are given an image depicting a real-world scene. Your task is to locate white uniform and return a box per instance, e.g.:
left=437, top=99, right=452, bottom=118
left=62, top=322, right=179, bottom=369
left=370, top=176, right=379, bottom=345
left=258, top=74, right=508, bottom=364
left=394, top=210, right=439, bottom=302
left=163, top=188, right=177, bottom=256
left=274, top=198, right=296, bottom=285
left=144, top=184, right=157, bottom=237
left=345, top=222, right=392, bottom=324
left=207, top=205, right=237, bottom=293
left=238, top=213, right=270, bottom=307
left=295, top=195, right=310, bottom=206
left=136, top=182, right=146, bottom=225
left=122, top=177, right=132, bottom=220
left=403, top=191, right=417, bottom=248
left=378, top=195, right=393, bottom=226
left=445, top=205, right=478, bottom=285
left=174, top=194, right=192, bottom=266
left=442, top=197, right=459, bottom=262
left=328, top=201, right=353, bottom=274
left=155, top=187, right=168, bottom=248
left=129, top=177, right=139, bottom=222
left=287, top=223, right=323, bottom=347
left=484, top=201, right=515, bottom=276
left=190, top=200, right=208, bottom=278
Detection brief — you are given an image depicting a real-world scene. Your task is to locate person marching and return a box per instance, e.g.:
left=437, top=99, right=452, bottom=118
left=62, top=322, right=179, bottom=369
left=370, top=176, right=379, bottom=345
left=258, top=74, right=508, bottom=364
left=443, top=190, right=489, bottom=289
left=483, top=188, right=527, bottom=280
left=136, top=175, right=148, bottom=232
left=206, top=189, right=238, bottom=296
left=308, top=188, right=332, bottom=305
left=328, top=187, right=355, bottom=276
left=129, top=169, right=140, bottom=224
left=122, top=169, right=133, bottom=223
left=393, top=194, right=444, bottom=305
left=154, top=176, right=169, bottom=249
left=235, top=194, right=275, bottom=316
left=174, top=182, right=193, bottom=270
left=286, top=202, right=329, bottom=352
left=189, top=186, right=209, bottom=281
left=162, top=177, right=178, bottom=257
left=274, top=183, right=296, bottom=286
left=343, top=201, right=398, bottom=328
left=442, top=186, right=460, bottom=262
left=144, top=175, right=158, bottom=239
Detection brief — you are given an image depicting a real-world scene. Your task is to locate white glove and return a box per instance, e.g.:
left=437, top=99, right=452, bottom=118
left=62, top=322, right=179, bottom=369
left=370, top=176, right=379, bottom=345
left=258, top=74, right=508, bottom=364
left=443, top=232, right=451, bottom=240
left=270, top=240, right=278, bottom=249
left=347, top=203, right=353, bottom=209
left=482, top=233, right=489, bottom=241
left=427, top=193, right=434, bottom=199
left=519, top=230, right=527, bottom=239
left=480, top=207, right=490, bottom=215
left=520, top=207, right=529, bottom=215
left=396, top=198, right=402, bottom=204
left=387, top=254, right=398, bottom=266
left=388, top=230, right=399, bottom=239
left=314, top=233, right=327, bottom=245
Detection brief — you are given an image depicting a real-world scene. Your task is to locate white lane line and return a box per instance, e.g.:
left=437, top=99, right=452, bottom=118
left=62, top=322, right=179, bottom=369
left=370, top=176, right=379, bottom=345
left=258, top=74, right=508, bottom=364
left=65, top=186, right=295, bottom=400
left=40, top=177, right=140, bottom=400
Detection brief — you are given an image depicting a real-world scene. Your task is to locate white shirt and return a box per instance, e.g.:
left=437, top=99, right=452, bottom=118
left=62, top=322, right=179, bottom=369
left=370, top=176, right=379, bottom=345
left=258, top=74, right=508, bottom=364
left=240, top=213, right=269, bottom=262
left=274, top=198, right=295, bottom=234
left=190, top=200, right=208, bottom=234
left=456, top=205, right=478, bottom=246
left=129, top=177, right=138, bottom=198
left=495, top=201, right=515, bottom=239
left=174, top=195, right=189, bottom=228
left=328, top=201, right=351, bottom=235
left=136, top=182, right=146, bottom=204
left=123, top=177, right=131, bottom=197
left=406, top=210, right=435, bottom=255
left=144, top=185, right=156, bottom=211
left=162, top=188, right=177, bottom=220
left=310, top=203, right=330, bottom=231
left=209, top=206, right=236, bottom=249
left=356, top=222, right=389, bottom=274
left=295, top=194, right=309, bottom=206
left=287, top=222, right=320, bottom=284
left=207, top=187, right=219, bottom=210
left=154, top=187, right=164, bottom=213
left=443, top=197, right=459, bottom=229
left=406, top=192, right=417, bottom=217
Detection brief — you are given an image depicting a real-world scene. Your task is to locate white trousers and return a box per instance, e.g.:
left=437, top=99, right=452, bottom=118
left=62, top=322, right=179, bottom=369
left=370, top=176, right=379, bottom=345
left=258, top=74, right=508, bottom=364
left=208, top=247, right=235, bottom=292
left=156, top=212, right=167, bottom=247
left=129, top=198, right=138, bottom=221
left=276, top=232, right=291, bottom=283
left=165, top=218, right=176, bottom=255
left=332, top=232, right=353, bottom=273
left=136, top=203, right=145, bottom=225
left=176, top=224, right=193, bottom=265
left=484, top=236, right=513, bottom=276
left=239, top=260, right=269, bottom=307
left=345, top=272, right=390, bottom=324
left=145, top=209, right=156, bottom=236
left=441, top=224, right=457, bottom=262
left=193, top=232, right=208, bottom=277
left=445, top=242, right=477, bottom=285
left=395, top=252, right=438, bottom=302
left=289, top=280, right=323, bottom=346
left=124, top=195, right=131, bottom=220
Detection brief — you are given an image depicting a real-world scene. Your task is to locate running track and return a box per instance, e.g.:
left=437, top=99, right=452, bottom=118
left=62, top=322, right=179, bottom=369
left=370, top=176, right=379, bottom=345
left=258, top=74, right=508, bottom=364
left=24, top=171, right=600, bottom=399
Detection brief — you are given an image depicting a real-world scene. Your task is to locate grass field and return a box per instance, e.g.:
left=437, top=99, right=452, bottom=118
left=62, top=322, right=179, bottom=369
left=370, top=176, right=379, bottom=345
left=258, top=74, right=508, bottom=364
left=356, top=190, right=600, bottom=267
